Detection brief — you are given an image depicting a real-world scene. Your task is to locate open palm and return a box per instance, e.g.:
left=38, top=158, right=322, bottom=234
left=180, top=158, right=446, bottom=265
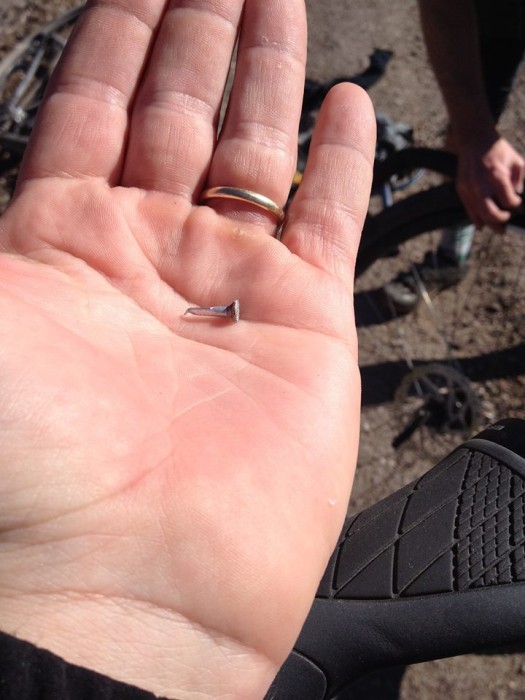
left=0, top=1, right=375, bottom=698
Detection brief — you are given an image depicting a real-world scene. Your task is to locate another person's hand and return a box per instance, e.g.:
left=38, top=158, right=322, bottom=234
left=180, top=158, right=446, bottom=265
left=0, top=0, right=375, bottom=698
left=455, top=135, right=524, bottom=227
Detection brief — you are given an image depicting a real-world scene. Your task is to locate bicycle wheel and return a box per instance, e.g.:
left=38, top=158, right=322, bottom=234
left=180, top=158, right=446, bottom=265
left=352, top=168, right=525, bottom=512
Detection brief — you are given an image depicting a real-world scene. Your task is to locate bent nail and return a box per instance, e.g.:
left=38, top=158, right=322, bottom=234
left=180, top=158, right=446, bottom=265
left=184, top=299, right=240, bottom=322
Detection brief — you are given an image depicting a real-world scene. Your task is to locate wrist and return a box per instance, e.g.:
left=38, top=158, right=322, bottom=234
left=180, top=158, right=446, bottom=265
left=449, top=120, right=499, bottom=152
left=0, top=590, right=277, bottom=699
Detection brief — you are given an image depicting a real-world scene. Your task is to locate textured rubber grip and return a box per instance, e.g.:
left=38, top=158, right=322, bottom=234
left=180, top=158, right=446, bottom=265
left=266, top=419, right=525, bottom=700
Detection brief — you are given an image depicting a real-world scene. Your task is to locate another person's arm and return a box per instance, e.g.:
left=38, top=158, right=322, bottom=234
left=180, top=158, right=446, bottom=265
left=418, top=0, right=524, bottom=225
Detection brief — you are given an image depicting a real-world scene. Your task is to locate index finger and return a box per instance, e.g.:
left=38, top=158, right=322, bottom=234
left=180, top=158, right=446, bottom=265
left=18, top=0, right=167, bottom=185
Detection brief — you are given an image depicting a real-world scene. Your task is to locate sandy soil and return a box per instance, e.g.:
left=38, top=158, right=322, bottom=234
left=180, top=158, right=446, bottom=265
left=1, top=1, right=524, bottom=698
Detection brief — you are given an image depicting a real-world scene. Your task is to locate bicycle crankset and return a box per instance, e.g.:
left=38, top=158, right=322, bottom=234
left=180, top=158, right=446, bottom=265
left=392, top=362, right=481, bottom=451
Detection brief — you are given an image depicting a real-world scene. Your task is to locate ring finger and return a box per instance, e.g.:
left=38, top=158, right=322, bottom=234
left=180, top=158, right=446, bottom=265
left=202, top=0, right=306, bottom=233
left=121, top=0, right=244, bottom=197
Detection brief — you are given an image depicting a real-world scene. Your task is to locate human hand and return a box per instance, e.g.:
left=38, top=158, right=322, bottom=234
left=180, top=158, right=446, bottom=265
left=455, top=135, right=525, bottom=227
left=0, top=1, right=375, bottom=698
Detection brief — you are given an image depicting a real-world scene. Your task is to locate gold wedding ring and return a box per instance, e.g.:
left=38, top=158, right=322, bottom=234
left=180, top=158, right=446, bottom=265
left=200, top=186, right=286, bottom=226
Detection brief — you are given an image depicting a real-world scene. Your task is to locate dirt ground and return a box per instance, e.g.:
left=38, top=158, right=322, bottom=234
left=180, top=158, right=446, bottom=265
left=0, top=1, right=524, bottom=699
left=304, top=3, right=525, bottom=698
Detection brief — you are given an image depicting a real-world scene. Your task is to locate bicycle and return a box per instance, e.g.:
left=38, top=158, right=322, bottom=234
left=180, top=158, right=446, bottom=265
left=296, top=73, right=524, bottom=484
left=352, top=146, right=524, bottom=492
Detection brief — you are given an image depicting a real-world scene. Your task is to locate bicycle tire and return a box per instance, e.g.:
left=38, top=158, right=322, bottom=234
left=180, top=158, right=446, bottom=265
left=372, top=146, right=457, bottom=189
left=358, top=149, right=525, bottom=277
left=266, top=418, right=525, bottom=699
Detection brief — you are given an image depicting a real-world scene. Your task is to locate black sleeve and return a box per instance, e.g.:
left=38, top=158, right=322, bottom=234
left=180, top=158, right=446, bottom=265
left=0, top=631, right=169, bottom=700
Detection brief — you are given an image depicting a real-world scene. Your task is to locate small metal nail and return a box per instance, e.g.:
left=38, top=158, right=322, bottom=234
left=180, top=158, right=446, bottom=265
left=184, top=299, right=240, bottom=322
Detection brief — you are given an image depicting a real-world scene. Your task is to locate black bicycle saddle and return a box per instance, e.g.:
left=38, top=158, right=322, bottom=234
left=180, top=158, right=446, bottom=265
left=266, top=418, right=525, bottom=699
